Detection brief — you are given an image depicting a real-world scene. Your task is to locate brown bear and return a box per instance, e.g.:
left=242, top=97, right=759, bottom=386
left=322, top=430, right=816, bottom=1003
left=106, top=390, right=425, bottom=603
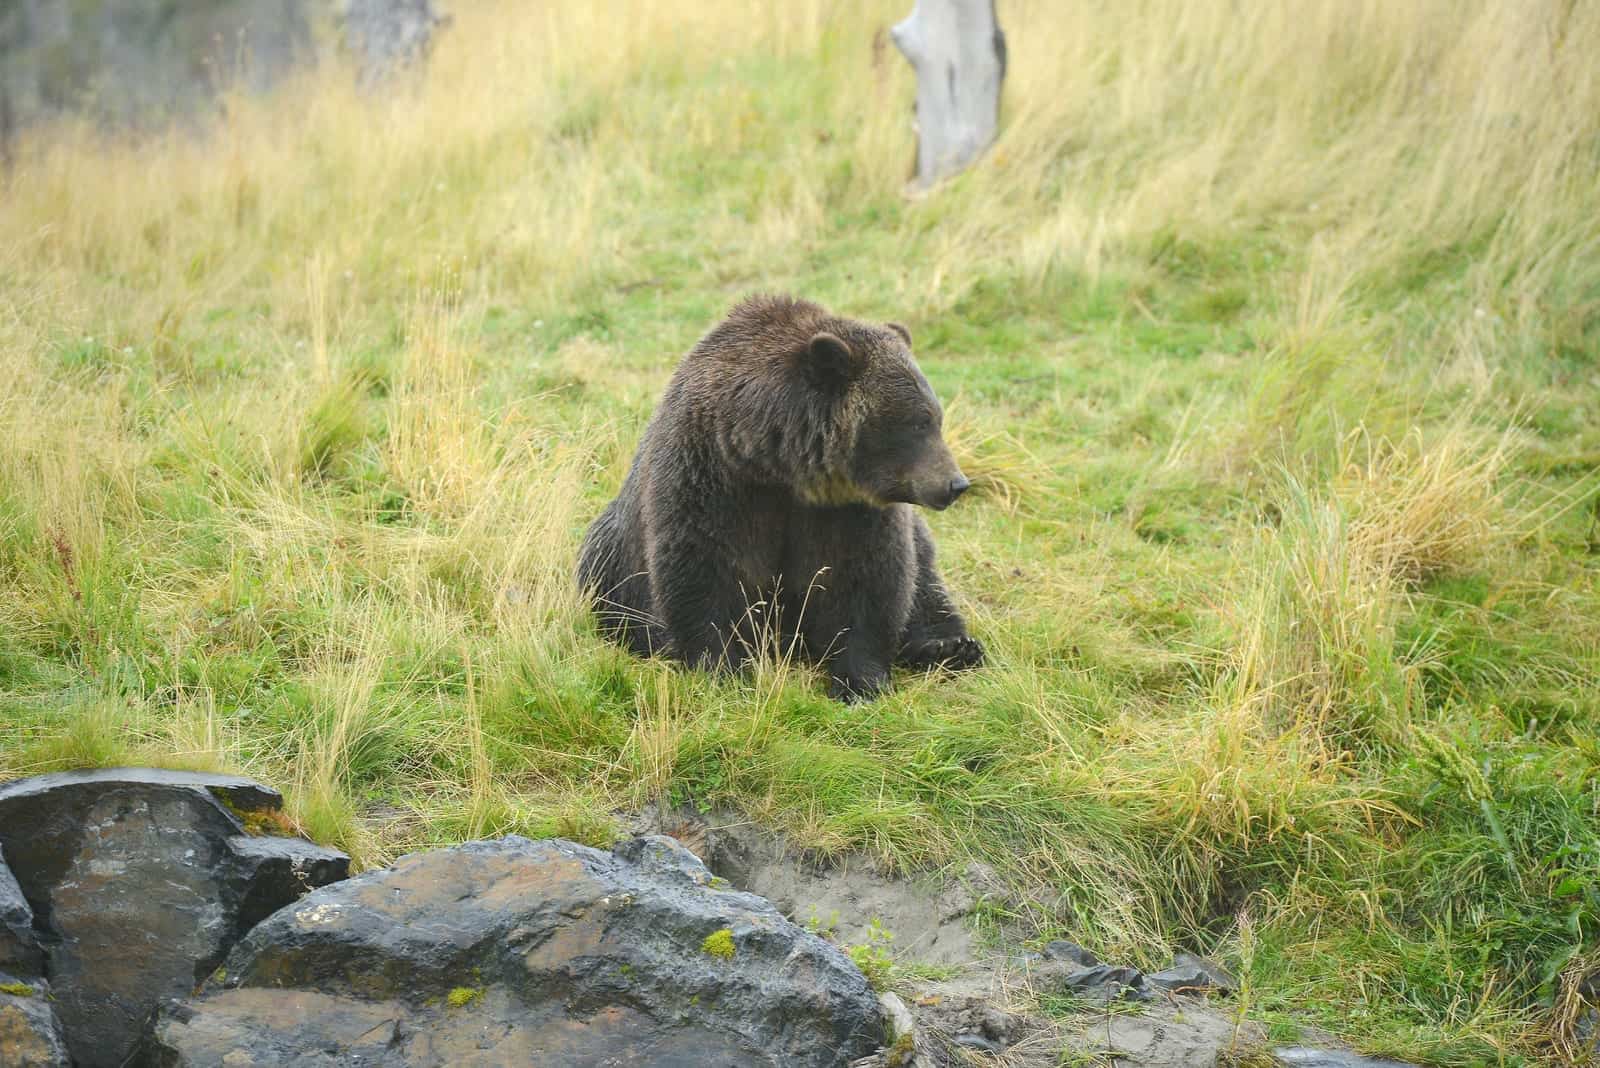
left=577, top=294, right=984, bottom=702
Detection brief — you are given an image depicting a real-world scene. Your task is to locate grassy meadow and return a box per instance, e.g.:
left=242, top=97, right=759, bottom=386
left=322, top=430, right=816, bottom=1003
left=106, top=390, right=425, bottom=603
left=3, top=1, right=1599, bottom=1062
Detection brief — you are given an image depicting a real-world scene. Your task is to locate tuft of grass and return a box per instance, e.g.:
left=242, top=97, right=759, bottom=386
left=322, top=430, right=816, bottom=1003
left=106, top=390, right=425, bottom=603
left=845, top=917, right=897, bottom=992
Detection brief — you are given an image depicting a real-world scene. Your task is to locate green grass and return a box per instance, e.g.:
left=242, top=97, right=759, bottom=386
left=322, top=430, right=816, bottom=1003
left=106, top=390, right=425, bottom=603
left=2, top=1, right=1599, bottom=1063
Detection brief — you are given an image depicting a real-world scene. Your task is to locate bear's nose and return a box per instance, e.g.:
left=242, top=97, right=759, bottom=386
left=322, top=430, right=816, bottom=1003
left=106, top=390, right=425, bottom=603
left=947, top=476, right=971, bottom=502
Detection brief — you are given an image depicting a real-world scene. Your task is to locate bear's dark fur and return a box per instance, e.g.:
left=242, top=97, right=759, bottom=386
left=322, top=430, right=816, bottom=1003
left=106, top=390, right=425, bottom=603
left=577, top=294, right=984, bottom=702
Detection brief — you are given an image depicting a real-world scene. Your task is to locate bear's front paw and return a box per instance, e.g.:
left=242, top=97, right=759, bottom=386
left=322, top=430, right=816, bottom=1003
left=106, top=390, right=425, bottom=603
left=900, top=636, right=985, bottom=672
left=944, top=636, right=985, bottom=671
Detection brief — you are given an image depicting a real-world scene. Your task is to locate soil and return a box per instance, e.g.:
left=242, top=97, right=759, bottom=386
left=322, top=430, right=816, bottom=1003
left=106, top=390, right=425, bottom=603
left=625, top=804, right=1301, bottom=1068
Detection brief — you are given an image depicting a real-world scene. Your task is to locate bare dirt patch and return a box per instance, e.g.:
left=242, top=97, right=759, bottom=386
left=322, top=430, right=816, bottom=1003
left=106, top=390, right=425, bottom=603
left=627, top=805, right=1289, bottom=1068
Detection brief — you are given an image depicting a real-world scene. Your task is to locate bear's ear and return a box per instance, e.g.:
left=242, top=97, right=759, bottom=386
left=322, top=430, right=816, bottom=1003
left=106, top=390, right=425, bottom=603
left=886, top=322, right=912, bottom=347
left=802, top=332, right=865, bottom=390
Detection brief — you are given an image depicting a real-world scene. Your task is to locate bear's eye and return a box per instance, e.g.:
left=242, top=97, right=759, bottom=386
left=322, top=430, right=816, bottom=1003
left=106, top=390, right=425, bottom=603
left=916, top=413, right=935, bottom=431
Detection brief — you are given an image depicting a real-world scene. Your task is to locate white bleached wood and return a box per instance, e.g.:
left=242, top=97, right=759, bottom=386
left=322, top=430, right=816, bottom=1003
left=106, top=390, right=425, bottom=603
left=890, top=0, right=1007, bottom=188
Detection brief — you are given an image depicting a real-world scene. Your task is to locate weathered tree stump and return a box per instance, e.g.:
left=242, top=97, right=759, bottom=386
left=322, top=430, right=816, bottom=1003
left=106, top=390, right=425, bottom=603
left=340, top=0, right=449, bottom=88
left=890, top=0, right=1007, bottom=189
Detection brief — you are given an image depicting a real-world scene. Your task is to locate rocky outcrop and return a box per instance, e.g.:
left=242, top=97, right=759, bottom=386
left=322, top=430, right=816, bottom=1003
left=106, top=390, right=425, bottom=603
left=0, top=976, right=71, bottom=1067
left=0, top=847, right=41, bottom=977
left=0, top=768, right=349, bottom=1068
left=146, top=834, right=886, bottom=1068
left=0, top=0, right=312, bottom=128
left=1147, top=951, right=1238, bottom=995
left=340, top=0, right=450, bottom=88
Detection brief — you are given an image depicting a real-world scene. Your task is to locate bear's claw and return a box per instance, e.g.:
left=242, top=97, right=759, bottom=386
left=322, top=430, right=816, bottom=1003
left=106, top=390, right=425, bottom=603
left=901, top=636, right=986, bottom=672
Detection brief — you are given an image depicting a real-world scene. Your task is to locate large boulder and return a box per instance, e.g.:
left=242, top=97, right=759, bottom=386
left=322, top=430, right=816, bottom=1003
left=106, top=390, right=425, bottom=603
left=0, top=768, right=350, bottom=1068
left=0, top=846, right=42, bottom=976
left=146, top=834, right=887, bottom=1068
left=0, top=975, right=70, bottom=1068
left=0, top=0, right=312, bottom=128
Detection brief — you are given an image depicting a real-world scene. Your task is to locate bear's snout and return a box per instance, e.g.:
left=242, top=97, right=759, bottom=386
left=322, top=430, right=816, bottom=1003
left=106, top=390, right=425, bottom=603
left=926, top=472, right=971, bottom=510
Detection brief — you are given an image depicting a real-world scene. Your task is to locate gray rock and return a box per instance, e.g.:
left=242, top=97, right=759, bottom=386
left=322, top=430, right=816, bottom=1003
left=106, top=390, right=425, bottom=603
left=1147, top=952, right=1237, bottom=995
left=0, top=767, right=349, bottom=1068
left=340, top=0, right=450, bottom=88
left=1034, top=960, right=1147, bottom=1001
left=0, top=846, right=41, bottom=976
left=1275, top=1048, right=1419, bottom=1068
left=1040, top=940, right=1100, bottom=967
left=146, top=834, right=886, bottom=1068
left=1574, top=1008, right=1600, bottom=1056
left=0, top=974, right=70, bottom=1067
left=1, top=0, right=312, bottom=129
left=879, top=991, right=917, bottom=1043
left=952, top=1030, right=1004, bottom=1053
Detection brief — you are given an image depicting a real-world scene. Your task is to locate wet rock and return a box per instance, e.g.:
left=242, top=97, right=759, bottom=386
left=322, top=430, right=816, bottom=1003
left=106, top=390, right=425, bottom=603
left=146, top=834, right=885, bottom=1068
left=1147, top=952, right=1238, bottom=995
left=953, top=1030, right=1004, bottom=1053
left=1040, top=940, right=1100, bottom=967
left=0, top=767, right=349, bottom=1068
left=864, top=991, right=1026, bottom=1067
left=0, top=847, right=41, bottom=976
left=1034, top=960, right=1147, bottom=1002
left=880, top=991, right=917, bottom=1042
left=0, top=975, right=70, bottom=1068
left=1275, top=1048, right=1419, bottom=1068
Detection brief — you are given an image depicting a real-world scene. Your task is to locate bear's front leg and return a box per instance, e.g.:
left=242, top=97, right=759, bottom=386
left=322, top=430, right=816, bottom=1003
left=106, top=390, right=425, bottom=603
left=645, top=505, right=754, bottom=674
left=793, top=506, right=917, bottom=704
left=828, top=660, right=889, bottom=704
left=897, top=513, right=985, bottom=672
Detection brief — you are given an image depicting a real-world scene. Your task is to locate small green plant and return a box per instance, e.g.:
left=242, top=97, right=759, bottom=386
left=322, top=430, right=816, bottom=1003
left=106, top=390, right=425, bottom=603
left=846, top=918, right=895, bottom=991
left=701, top=928, right=736, bottom=960
left=446, top=986, right=484, bottom=1008
left=805, top=906, right=841, bottom=939
left=0, top=981, right=34, bottom=997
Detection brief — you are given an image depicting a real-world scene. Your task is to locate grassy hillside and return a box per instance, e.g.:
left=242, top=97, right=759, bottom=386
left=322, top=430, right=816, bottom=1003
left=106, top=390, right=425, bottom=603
left=2, top=1, right=1598, bottom=1062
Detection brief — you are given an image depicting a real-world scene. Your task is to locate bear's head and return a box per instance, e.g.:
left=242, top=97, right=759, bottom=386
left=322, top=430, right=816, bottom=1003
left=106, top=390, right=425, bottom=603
left=794, top=320, right=971, bottom=512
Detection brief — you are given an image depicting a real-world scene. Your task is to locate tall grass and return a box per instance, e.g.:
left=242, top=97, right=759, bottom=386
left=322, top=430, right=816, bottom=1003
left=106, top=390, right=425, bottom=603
left=2, top=1, right=1598, bottom=1063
